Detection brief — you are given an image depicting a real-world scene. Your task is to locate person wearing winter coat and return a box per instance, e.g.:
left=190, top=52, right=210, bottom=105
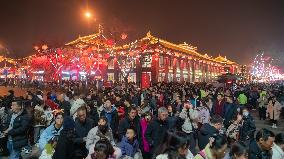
left=167, top=105, right=179, bottom=130
left=34, top=104, right=47, bottom=143
left=197, top=101, right=210, bottom=125
left=223, top=96, right=238, bottom=129
left=55, top=94, right=71, bottom=117
left=194, top=134, right=227, bottom=159
left=3, top=100, right=31, bottom=159
left=74, top=106, right=95, bottom=158
left=179, top=102, right=199, bottom=155
left=258, top=91, right=268, bottom=120
left=119, top=128, right=140, bottom=158
left=45, top=92, right=59, bottom=110
left=38, top=111, right=63, bottom=151
left=248, top=128, right=274, bottom=159
left=52, top=116, right=76, bottom=159
left=267, top=96, right=282, bottom=128
left=140, top=112, right=152, bottom=159
left=86, top=116, right=121, bottom=159
left=239, top=108, right=256, bottom=143
left=226, top=113, right=242, bottom=143
left=86, top=116, right=116, bottom=150
left=198, top=114, right=223, bottom=150
left=118, top=107, right=141, bottom=141
left=100, top=99, right=119, bottom=138
left=212, top=94, right=225, bottom=118
left=145, top=107, right=169, bottom=157
left=272, top=133, right=284, bottom=159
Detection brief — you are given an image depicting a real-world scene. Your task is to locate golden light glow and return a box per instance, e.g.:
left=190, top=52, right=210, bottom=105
left=85, top=12, right=91, bottom=18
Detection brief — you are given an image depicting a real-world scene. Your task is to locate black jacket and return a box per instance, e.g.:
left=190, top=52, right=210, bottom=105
left=74, top=118, right=94, bottom=158
left=57, top=100, right=71, bottom=116
left=239, top=115, right=256, bottom=141
left=53, top=129, right=76, bottom=159
left=248, top=139, right=272, bottom=159
left=6, top=109, right=31, bottom=150
left=3, top=94, right=14, bottom=110
left=145, top=118, right=169, bottom=152
left=198, top=123, right=219, bottom=150
left=118, top=116, right=141, bottom=141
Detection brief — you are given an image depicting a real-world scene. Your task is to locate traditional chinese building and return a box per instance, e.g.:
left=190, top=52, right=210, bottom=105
left=64, top=31, right=239, bottom=87
left=23, top=31, right=239, bottom=87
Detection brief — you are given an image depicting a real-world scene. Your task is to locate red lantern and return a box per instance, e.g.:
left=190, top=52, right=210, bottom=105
left=106, top=39, right=115, bottom=46
left=87, top=47, right=92, bottom=53
left=121, top=33, right=127, bottom=40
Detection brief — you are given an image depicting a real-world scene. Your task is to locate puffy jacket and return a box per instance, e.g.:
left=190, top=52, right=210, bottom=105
left=85, top=126, right=115, bottom=150
left=38, top=123, right=63, bottom=151
left=6, top=109, right=31, bottom=150
left=119, top=136, right=140, bottom=157
left=198, top=123, right=218, bottom=150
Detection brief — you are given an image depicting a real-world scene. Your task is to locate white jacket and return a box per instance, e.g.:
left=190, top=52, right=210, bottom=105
left=272, top=143, right=284, bottom=159
left=179, top=108, right=199, bottom=133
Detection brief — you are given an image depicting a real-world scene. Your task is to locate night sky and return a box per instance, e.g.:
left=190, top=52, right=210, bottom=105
left=1, top=0, right=284, bottom=69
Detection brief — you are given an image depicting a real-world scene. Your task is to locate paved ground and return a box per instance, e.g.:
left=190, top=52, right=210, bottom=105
left=0, top=86, right=27, bottom=97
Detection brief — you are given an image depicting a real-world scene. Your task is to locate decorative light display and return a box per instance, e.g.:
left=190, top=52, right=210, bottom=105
left=250, top=52, right=283, bottom=82
left=3, top=31, right=239, bottom=82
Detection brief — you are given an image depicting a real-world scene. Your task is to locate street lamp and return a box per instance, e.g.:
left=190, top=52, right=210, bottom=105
left=85, top=11, right=92, bottom=18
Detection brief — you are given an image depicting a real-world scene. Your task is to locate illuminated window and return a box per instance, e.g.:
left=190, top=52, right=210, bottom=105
left=108, top=59, right=114, bottom=69
left=107, top=73, right=114, bottom=81
left=159, top=56, right=164, bottom=67
left=142, top=55, right=152, bottom=68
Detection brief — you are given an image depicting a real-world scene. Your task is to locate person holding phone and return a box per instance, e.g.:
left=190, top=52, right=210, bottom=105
left=179, top=101, right=199, bottom=155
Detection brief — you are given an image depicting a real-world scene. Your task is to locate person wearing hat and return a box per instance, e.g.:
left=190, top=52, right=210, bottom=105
left=53, top=116, right=76, bottom=159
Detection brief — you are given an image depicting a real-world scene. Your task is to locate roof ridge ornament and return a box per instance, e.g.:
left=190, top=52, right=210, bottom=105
left=146, top=31, right=152, bottom=37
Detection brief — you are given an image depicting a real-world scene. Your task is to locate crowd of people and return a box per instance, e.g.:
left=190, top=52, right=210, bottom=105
left=0, top=81, right=284, bottom=159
